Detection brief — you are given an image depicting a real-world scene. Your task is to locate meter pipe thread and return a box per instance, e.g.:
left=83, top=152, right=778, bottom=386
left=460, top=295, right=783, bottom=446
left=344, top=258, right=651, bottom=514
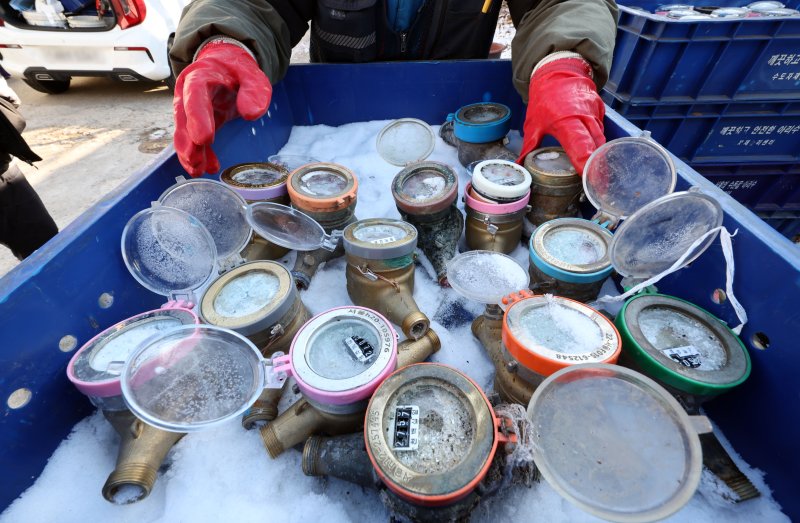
left=291, top=213, right=358, bottom=290
left=302, top=433, right=378, bottom=488
left=241, top=300, right=311, bottom=429
left=301, top=434, right=483, bottom=523
left=398, top=206, right=463, bottom=286
left=260, top=332, right=440, bottom=458
left=101, top=409, right=184, bottom=504
left=345, top=263, right=430, bottom=340
left=260, top=398, right=365, bottom=458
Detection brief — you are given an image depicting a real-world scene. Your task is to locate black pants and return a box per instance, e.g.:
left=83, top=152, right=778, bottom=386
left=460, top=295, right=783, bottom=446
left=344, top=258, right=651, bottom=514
left=0, top=162, right=58, bottom=260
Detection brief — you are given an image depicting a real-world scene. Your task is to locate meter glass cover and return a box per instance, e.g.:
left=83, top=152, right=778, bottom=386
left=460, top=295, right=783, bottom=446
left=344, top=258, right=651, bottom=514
left=529, top=364, right=702, bottom=522
left=122, top=325, right=264, bottom=432
left=213, top=270, right=282, bottom=319
left=541, top=225, right=609, bottom=269
left=305, top=317, right=383, bottom=379
left=446, top=251, right=530, bottom=304
left=400, top=169, right=449, bottom=201
left=609, top=192, right=723, bottom=278
left=159, top=179, right=251, bottom=259
left=583, top=137, right=676, bottom=220
left=353, top=223, right=409, bottom=244
left=246, top=202, right=326, bottom=251
left=121, top=207, right=217, bottom=297
left=377, top=119, right=435, bottom=166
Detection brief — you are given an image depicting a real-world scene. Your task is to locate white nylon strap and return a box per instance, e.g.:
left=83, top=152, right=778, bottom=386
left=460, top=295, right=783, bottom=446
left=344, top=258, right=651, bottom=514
left=594, top=227, right=747, bottom=334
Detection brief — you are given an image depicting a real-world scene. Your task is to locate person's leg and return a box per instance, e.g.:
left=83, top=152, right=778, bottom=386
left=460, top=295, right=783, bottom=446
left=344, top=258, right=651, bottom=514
left=0, top=162, right=58, bottom=260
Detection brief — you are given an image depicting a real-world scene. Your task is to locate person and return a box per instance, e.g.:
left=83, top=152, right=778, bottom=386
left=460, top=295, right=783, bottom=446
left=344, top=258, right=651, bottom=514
left=0, top=77, right=58, bottom=260
left=169, top=0, right=617, bottom=178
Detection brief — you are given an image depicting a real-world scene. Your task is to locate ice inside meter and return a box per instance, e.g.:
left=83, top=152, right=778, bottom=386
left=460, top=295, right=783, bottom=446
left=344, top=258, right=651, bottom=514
left=365, top=364, right=496, bottom=499
left=394, top=164, right=454, bottom=204
left=273, top=307, right=398, bottom=403
left=121, top=206, right=217, bottom=299
left=446, top=251, right=530, bottom=304
left=246, top=202, right=338, bottom=252
left=343, top=219, right=418, bottom=260
left=530, top=148, right=576, bottom=175
left=268, top=154, right=321, bottom=173
left=158, top=178, right=251, bottom=260
left=533, top=218, right=613, bottom=275
left=528, top=364, right=706, bottom=523
left=582, top=134, right=677, bottom=224
left=223, top=163, right=288, bottom=188
left=121, top=325, right=272, bottom=432
left=505, top=295, right=616, bottom=361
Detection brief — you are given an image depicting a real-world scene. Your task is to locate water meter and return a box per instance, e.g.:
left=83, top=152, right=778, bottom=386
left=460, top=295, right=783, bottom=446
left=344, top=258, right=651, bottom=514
left=391, top=161, right=462, bottom=285
left=342, top=218, right=430, bottom=340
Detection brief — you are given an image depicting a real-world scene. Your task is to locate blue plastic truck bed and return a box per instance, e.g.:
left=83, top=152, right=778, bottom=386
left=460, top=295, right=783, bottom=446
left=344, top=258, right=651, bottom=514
left=0, top=61, right=798, bottom=519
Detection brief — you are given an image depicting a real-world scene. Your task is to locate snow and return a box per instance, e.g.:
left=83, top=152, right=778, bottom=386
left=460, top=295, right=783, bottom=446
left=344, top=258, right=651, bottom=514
left=1, top=120, right=787, bottom=523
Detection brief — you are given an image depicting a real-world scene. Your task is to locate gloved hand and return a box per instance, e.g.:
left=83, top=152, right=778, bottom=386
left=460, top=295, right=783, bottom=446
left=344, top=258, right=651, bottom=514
left=173, top=40, right=271, bottom=177
left=517, top=54, right=605, bottom=175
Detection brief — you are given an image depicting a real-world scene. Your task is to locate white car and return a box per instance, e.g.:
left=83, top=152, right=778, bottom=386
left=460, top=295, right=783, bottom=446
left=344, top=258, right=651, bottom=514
left=0, top=0, right=190, bottom=93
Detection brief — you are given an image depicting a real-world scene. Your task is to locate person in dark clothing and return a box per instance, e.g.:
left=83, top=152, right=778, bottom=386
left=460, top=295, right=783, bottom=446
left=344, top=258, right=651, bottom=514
left=169, top=0, right=618, bottom=178
left=0, top=78, right=58, bottom=260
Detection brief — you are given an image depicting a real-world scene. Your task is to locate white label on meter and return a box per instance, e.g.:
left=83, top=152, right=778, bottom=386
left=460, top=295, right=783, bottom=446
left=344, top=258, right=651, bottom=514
left=661, top=346, right=702, bottom=369
left=391, top=405, right=420, bottom=451
left=370, top=236, right=397, bottom=245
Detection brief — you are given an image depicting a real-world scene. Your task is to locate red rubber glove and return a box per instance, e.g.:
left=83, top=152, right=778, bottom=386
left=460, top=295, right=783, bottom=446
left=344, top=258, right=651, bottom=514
left=173, top=40, right=272, bottom=177
left=517, top=55, right=605, bottom=175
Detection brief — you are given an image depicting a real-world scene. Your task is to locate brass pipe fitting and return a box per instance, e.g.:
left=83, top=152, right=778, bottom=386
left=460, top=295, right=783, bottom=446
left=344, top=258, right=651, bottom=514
left=464, top=208, right=526, bottom=254
left=302, top=433, right=377, bottom=488
left=240, top=302, right=310, bottom=429
left=241, top=381, right=289, bottom=430
left=260, top=399, right=366, bottom=459
left=345, top=263, right=430, bottom=340
left=397, top=328, right=441, bottom=368
left=291, top=243, right=345, bottom=290
left=243, top=234, right=290, bottom=262
left=101, top=409, right=184, bottom=504
left=471, top=313, right=539, bottom=406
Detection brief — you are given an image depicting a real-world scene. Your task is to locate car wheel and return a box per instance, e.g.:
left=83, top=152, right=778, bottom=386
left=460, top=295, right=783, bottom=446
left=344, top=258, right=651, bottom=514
left=23, top=77, right=71, bottom=94
left=165, top=35, right=176, bottom=91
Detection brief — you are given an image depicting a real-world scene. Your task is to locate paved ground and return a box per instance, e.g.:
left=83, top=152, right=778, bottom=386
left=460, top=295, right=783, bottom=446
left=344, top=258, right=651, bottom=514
left=0, top=9, right=514, bottom=277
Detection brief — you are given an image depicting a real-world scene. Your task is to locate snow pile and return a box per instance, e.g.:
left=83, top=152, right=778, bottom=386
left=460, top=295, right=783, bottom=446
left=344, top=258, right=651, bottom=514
left=1, top=120, right=787, bottom=523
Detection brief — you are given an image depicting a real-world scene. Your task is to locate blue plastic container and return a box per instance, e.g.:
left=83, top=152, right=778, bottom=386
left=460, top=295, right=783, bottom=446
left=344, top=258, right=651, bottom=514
left=0, top=61, right=799, bottom=519
left=60, top=0, right=93, bottom=12
left=603, top=92, right=800, bottom=163
left=693, top=163, right=800, bottom=207
left=756, top=209, right=800, bottom=240
left=608, top=0, right=800, bottom=103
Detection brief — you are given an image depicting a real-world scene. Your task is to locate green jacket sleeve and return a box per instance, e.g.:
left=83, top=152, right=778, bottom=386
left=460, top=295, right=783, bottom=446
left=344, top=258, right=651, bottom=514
left=169, top=0, right=299, bottom=83
left=508, top=0, right=618, bottom=101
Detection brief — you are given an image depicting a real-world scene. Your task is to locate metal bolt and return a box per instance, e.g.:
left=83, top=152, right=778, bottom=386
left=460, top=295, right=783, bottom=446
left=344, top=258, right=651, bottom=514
left=59, top=335, right=78, bottom=353
left=98, top=292, right=114, bottom=309
left=292, top=383, right=301, bottom=395
left=7, top=388, right=32, bottom=409
left=506, top=361, right=518, bottom=373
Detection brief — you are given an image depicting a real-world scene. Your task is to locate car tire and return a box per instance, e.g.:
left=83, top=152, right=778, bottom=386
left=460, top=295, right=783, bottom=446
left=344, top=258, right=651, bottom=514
left=23, top=77, right=71, bottom=94
left=164, top=35, right=176, bottom=92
